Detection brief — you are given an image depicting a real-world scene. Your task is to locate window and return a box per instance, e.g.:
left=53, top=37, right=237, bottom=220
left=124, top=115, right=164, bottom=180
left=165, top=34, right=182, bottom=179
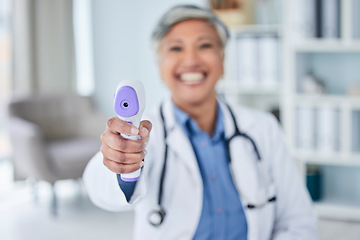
left=0, top=0, right=11, bottom=98
left=0, top=0, right=12, bottom=199
left=73, top=0, right=95, bottom=96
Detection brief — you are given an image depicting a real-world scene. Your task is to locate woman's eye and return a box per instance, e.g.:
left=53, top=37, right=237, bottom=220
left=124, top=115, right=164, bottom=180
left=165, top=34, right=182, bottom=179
left=170, top=46, right=182, bottom=52
left=200, top=43, right=213, bottom=49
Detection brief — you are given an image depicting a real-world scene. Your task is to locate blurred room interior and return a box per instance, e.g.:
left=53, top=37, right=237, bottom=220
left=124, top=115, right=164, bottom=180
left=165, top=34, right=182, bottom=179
left=0, top=0, right=360, bottom=239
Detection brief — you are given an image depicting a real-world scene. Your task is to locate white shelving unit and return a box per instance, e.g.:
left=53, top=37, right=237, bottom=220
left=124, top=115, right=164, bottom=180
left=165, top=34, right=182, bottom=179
left=218, top=24, right=282, bottom=112
left=283, top=0, right=360, bottom=221
left=217, top=0, right=360, bottom=221
left=314, top=202, right=360, bottom=222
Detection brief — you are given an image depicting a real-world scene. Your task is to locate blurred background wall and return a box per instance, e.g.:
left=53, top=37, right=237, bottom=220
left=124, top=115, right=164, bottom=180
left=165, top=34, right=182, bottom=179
left=1, top=0, right=360, bottom=239
left=90, top=0, right=205, bottom=116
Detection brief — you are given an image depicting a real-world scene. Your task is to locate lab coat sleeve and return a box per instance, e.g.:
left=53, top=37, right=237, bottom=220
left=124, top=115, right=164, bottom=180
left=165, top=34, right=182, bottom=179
left=267, top=116, right=318, bottom=240
left=82, top=151, right=147, bottom=212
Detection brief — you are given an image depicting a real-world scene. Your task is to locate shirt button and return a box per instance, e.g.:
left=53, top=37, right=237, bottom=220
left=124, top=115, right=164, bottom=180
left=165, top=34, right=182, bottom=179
left=201, top=141, right=207, bottom=147
left=216, top=207, right=223, bottom=213
left=210, top=174, right=216, bottom=180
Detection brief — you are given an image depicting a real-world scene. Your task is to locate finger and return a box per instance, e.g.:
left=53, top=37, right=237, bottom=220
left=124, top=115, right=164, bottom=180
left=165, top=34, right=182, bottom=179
left=107, top=117, right=139, bottom=136
left=139, top=120, right=152, bottom=134
left=139, top=120, right=152, bottom=145
left=100, top=144, right=145, bottom=164
left=101, top=131, right=144, bottom=153
left=103, top=157, right=144, bottom=174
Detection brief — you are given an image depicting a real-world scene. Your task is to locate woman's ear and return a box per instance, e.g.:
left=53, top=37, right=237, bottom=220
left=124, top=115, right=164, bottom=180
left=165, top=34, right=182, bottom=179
left=220, top=51, right=225, bottom=76
left=221, top=50, right=225, bottom=61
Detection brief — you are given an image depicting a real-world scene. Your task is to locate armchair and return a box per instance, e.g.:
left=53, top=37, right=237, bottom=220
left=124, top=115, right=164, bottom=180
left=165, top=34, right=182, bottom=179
left=7, top=94, right=105, bottom=215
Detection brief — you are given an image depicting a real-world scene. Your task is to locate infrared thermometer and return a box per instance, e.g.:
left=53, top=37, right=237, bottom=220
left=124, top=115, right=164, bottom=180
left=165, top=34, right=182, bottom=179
left=114, top=79, right=146, bottom=182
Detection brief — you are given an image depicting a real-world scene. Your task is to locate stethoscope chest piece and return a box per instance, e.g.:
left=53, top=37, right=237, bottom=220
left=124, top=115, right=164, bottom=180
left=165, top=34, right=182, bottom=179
left=148, top=207, right=166, bottom=227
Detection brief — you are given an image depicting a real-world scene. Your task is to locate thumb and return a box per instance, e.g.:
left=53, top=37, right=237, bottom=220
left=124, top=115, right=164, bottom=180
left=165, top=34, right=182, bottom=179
left=139, top=120, right=152, bottom=140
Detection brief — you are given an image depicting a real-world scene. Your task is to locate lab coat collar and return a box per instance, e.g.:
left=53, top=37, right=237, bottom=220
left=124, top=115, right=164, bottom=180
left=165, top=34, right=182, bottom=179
left=160, top=98, right=258, bottom=184
left=161, top=98, right=264, bottom=240
left=162, top=97, right=253, bottom=139
left=217, top=98, right=257, bottom=140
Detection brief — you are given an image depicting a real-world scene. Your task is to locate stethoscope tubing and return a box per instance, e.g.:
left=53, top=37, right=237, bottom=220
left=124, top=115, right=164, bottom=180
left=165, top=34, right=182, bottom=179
left=149, top=101, right=276, bottom=226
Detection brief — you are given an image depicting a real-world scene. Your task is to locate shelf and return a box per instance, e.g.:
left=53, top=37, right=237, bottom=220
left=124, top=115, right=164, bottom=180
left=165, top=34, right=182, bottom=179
left=296, top=151, right=360, bottom=167
left=293, top=40, right=360, bottom=52
left=283, top=0, right=360, bottom=222
left=229, top=24, right=281, bottom=35
left=294, top=94, right=360, bottom=109
left=314, top=202, right=360, bottom=221
left=217, top=81, right=280, bottom=95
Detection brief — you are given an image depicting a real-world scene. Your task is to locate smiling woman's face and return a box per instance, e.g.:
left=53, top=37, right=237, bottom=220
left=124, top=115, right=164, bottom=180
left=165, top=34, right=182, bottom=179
left=158, top=19, right=224, bottom=109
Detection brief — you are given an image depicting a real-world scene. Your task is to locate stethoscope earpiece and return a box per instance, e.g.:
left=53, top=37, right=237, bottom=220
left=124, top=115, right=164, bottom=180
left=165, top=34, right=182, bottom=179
left=148, top=207, right=166, bottom=227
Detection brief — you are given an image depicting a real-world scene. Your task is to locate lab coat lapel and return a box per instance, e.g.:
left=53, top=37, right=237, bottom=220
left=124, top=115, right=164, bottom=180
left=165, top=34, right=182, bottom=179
left=220, top=100, right=261, bottom=240
left=162, top=100, right=202, bottom=183
left=220, top=100, right=261, bottom=199
left=229, top=137, right=260, bottom=240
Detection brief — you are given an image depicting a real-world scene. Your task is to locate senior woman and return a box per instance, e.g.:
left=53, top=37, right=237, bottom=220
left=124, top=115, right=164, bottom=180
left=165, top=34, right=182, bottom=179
left=83, top=5, right=318, bottom=240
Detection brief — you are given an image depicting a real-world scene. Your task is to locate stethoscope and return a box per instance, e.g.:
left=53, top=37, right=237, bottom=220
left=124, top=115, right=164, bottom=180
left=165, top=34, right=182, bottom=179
left=148, top=101, right=277, bottom=227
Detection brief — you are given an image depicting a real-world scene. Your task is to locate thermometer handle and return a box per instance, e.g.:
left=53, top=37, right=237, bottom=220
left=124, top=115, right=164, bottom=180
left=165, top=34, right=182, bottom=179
left=119, top=120, right=141, bottom=182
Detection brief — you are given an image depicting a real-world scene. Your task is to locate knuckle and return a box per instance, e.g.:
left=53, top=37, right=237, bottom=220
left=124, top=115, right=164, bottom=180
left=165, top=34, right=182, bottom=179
left=136, top=155, right=143, bottom=163
left=102, top=158, right=110, bottom=168
left=117, top=152, right=127, bottom=163
left=118, top=120, right=125, bottom=129
left=132, top=153, right=143, bottom=163
left=118, top=120, right=130, bottom=132
left=137, top=139, right=145, bottom=148
left=132, top=141, right=142, bottom=152
left=116, top=164, right=126, bottom=173
left=107, top=118, right=114, bottom=128
left=100, top=144, right=106, bottom=154
left=101, top=132, right=113, bottom=144
left=100, top=132, right=106, bottom=142
left=118, top=138, right=128, bottom=151
left=140, top=142, right=147, bottom=152
left=141, top=140, right=146, bottom=149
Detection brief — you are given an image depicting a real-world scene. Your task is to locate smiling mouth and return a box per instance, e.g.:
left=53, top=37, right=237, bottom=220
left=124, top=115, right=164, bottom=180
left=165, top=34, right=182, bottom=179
left=178, top=72, right=206, bottom=85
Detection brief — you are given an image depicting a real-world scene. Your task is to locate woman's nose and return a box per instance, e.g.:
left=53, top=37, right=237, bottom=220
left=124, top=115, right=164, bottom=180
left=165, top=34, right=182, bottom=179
left=182, top=49, right=201, bottom=67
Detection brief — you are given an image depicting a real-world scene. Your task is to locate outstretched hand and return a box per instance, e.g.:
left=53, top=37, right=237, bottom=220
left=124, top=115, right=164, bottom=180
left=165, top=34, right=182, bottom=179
left=100, top=117, right=152, bottom=174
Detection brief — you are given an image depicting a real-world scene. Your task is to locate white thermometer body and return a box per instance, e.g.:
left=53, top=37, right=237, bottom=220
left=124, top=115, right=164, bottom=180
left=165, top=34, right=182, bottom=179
left=114, top=79, right=145, bottom=182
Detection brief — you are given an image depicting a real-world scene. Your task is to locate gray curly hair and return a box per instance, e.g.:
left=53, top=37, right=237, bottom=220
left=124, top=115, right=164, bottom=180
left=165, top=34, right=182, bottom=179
left=151, top=4, right=230, bottom=51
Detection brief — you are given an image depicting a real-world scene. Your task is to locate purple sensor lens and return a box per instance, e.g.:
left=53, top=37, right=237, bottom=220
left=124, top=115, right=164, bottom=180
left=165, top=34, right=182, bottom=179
left=114, top=86, right=139, bottom=117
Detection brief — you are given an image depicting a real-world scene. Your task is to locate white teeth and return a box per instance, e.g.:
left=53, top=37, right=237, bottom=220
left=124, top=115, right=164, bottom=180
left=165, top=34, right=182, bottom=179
left=180, top=73, right=204, bottom=84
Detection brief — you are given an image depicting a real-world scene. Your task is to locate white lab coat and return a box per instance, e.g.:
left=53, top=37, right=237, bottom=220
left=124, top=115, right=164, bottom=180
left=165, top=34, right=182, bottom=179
left=83, top=98, right=318, bottom=240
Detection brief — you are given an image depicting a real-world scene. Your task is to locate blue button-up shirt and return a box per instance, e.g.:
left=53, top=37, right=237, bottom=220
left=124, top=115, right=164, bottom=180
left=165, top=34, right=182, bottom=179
left=173, top=103, right=247, bottom=240
left=118, top=103, right=247, bottom=239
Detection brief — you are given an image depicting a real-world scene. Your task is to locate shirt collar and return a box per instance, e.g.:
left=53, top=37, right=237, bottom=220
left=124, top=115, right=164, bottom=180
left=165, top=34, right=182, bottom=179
left=172, top=101, right=225, bottom=142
